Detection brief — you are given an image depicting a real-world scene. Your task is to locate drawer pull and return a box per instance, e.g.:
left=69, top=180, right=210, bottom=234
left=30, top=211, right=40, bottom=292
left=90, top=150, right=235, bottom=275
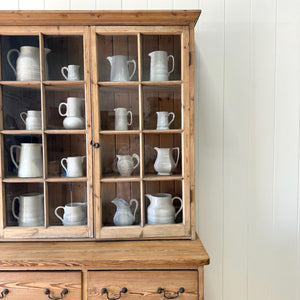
left=101, top=287, right=127, bottom=300
left=0, top=289, right=9, bottom=299
left=44, top=288, right=68, bottom=300
left=157, top=287, right=185, bottom=299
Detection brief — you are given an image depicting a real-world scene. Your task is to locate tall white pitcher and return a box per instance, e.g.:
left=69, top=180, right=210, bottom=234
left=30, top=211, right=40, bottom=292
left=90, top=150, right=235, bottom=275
left=149, top=50, right=175, bottom=81
left=107, top=55, right=136, bottom=82
left=7, top=46, right=51, bottom=81
left=10, top=143, right=43, bottom=177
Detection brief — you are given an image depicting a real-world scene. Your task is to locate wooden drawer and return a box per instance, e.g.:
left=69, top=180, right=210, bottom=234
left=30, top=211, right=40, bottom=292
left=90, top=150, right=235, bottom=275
left=0, top=271, right=81, bottom=300
left=88, top=270, right=198, bottom=299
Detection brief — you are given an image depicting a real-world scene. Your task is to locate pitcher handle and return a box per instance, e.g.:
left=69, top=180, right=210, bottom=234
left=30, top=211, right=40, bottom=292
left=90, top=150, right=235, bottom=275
left=54, top=206, right=65, bottom=223
left=130, top=199, right=139, bottom=218
left=61, top=66, right=69, bottom=80
left=172, top=147, right=180, bottom=168
left=58, top=102, right=68, bottom=117
left=167, top=55, right=175, bottom=76
left=128, top=59, right=136, bottom=80
left=60, top=158, right=68, bottom=174
left=131, top=153, right=140, bottom=170
left=127, top=111, right=133, bottom=126
left=7, top=49, right=19, bottom=77
left=20, top=112, right=27, bottom=125
left=168, top=112, right=175, bottom=127
left=172, top=196, right=183, bottom=219
left=12, top=196, right=20, bottom=220
left=10, top=145, right=21, bottom=170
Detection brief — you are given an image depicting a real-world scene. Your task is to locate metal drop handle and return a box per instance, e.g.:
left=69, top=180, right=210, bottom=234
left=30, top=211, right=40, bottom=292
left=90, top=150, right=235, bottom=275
left=101, top=287, right=127, bottom=300
left=157, top=287, right=185, bottom=299
left=44, top=288, right=68, bottom=300
left=0, top=289, right=9, bottom=299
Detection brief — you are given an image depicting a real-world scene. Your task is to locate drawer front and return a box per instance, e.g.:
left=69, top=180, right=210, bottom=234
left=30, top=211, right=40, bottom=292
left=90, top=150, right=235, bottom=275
left=0, top=271, right=81, bottom=300
left=88, top=271, right=198, bottom=299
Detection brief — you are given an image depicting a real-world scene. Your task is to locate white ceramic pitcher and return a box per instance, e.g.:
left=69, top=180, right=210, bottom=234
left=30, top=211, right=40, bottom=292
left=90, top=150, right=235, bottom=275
left=114, top=107, right=132, bottom=131
left=61, top=156, right=85, bottom=177
left=12, top=193, right=44, bottom=226
left=156, top=111, right=175, bottom=130
left=149, top=50, right=174, bottom=81
left=154, top=147, right=180, bottom=175
left=146, top=193, right=183, bottom=225
left=55, top=202, right=87, bottom=226
left=116, top=154, right=139, bottom=176
left=61, top=64, right=80, bottom=81
left=10, top=143, right=43, bottom=178
left=7, top=46, right=51, bottom=81
left=58, top=97, right=85, bottom=129
left=112, top=198, right=138, bottom=226
left=107, top=55, right=136, bottom=82
left=20, top=110, right=42, bottom=130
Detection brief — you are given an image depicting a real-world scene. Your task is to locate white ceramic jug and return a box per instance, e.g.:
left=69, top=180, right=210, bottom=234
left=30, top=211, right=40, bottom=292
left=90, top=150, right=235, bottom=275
left=148, top=50, right=174, bottom=81
left=154, top=147, right=180, bottom=175
left=107, top=55, right=136, bottom=82
left=61, top=156, right=85, bottom=177
left=55, top=202, right=87, bottom=226
left=116, top=154, right=139, bottom=176
left=12, top=193, right=44, bottom=226
left=7, top=46, right=51, bottom=81
left=114, top=107, right=132, bottom=131
left=146, top=193, right=183, bottom=225
left=20, top=110, right=42, bottom=130
left=112, top=198, right=138, bottom=226
left=156, top=111, right=175, bottom=130
left=61, top=64, right=80, bottom=81
left=10, top=143, right=43, bottom=178
left=58, top=97, right=85, bottom=129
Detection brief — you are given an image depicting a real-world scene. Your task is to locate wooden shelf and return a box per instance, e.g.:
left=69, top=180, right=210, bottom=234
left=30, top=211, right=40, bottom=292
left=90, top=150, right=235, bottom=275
left=1, top=130, right=43, bottom=135
left=46, top=176, right=87, bottom=182
left=100, top=130, right=140, bottom=135
left=101, top=175, right=141, bottom=182
left=2, top=177, right=44, bottom=183
left=0, top=81, right=40, bottom=87
left=98, top=81, right=139, bottom=87
left=44, top=129, right=87, bottom=134
left=143, top=174, right=182, bottom=181
left=143, top=129, right=183, bottom=134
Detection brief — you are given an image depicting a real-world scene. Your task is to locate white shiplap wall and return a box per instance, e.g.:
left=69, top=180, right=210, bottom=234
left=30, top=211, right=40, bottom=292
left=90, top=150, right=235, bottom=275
left=1, top=1, right=300, bottom=299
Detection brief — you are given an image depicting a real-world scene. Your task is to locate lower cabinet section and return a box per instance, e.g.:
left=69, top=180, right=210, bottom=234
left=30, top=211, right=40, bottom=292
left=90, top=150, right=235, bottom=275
left=87, top=270, right=198, bottom=299
left=0, top=271, right=81, bottom=300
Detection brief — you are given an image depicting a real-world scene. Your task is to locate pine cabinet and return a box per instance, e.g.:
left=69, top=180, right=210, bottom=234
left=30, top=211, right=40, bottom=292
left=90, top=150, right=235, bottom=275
left=0, top=11, right=200, bottom=241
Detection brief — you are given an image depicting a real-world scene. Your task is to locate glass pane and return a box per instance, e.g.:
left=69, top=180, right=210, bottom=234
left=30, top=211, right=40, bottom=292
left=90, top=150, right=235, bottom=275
left=143, top=85, right=181, bottom=130
left=101, top=182, right=140, bottom=226
left=5, top=183, right=44, bottom=227
left=144, top=180, right=182, bottom=224
left=2, top=86, right=41, bottom=130
left=99, top=86, right=139, bottom=131
left=144, top=133, right=181, bottom=176
left=3, top=134, right=43, bottom=178
left=142, top=35, right=181, bottom=81
left=46, top=134, right=86, bottom=178
left=97, top=35, right=138, bottom=82
left=45, top=85, right=85, bottom=130
left=48, top=182, right=87, bottom=226
left=44, top=35, right=84, bottom=81
left=100, top=134, right=140, bottom=178
left=1, top=35, right=40, bottom=81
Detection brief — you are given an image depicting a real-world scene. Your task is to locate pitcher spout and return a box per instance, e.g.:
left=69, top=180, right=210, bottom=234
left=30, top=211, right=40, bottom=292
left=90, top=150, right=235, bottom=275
left=106, top=56, right=112, bottom=64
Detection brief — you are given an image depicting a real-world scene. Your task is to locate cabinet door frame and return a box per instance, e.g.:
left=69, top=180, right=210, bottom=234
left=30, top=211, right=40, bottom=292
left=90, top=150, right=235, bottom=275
left=0, top=26, right=94, bottom=239
left=91, top=25, right=193, bottom=240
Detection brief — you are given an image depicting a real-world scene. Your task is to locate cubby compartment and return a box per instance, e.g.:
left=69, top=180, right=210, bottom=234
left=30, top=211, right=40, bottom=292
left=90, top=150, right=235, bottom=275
left=48, top=181, right=87, bottom=226
left=2, top=134, right=43, bottom=178
left=99, top=86, right=139, bottom=131
left=101, top=181, right=140, bottom=227
left=144, top=180, right=183, bottom=225
left=143, top=85, right=181, bottom=130
left=43, top=35, right=84, bottom=81
left=46, top=134, right=86, bottom=178
left=44, top=85, right=85, bottom=130
left=4, top=182, right=44, bottom=227
left=100, top=134, right=140, bottom=178
left=141, top=35, right=181, bottom=82
left=144, top=133, right=181, bottom=176
left=1, top=85, right=41, bottom=130
left=1, top=35, right=40, bottom=81
left=97, top=35, right=138, bottom=82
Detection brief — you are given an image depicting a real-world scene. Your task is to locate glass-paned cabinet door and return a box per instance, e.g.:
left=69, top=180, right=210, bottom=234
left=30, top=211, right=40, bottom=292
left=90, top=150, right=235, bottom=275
left=0, top=26, right=93, bottom=239
left=91, top=26, right=192, bottom=239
